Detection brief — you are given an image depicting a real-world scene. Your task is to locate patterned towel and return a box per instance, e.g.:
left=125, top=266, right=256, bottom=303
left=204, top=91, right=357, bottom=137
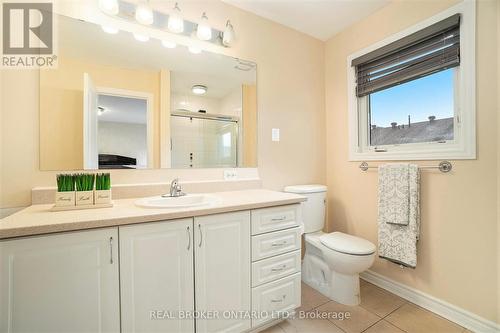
left=378, top=164, right=420, bottom=268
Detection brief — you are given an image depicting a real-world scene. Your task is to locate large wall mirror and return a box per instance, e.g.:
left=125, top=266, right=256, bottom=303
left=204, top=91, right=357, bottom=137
left=39, top=15, right=257, bottom=170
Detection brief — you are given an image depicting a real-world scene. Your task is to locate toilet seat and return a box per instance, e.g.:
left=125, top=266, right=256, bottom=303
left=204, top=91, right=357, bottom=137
left=320, top=232, right=376, bottom=256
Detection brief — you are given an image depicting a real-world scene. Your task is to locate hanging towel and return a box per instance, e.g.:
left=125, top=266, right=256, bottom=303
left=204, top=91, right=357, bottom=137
left=378, top=163, right=420, bottom=268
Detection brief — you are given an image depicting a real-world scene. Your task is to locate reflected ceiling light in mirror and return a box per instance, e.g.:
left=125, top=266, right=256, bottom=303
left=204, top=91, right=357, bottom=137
left=99, top=0, right=119, bottom=15
left=161, top=40, right=177, bottom=49
left=167, top=2, right=184, bottom=33
left=98, top=106, right=108, bottom=116
left=222, top=20, right=235, bottom=47
left=188, top=46, right=202, bottom=54
left=192, top=85, right=207, bottom=95
left=196, top=12, right=212, bottom=41
left=102, top=25, right=119, bottom=34
left=133, top=33, right=149, bottom=42
left=135, top=1, right=154, bottom=25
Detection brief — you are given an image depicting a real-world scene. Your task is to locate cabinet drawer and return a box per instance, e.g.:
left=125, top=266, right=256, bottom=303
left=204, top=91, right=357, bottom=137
left=252, top=226, right=301, bottom=261
left=251, top=205, right=300, bottom=235
left=251, top=272, right=301, bottom=327
left=252, top=250, right=301, bottom=287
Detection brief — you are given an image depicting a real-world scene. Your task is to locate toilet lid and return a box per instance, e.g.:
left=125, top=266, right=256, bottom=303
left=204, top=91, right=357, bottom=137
left=320, top=232, right=376, bottom=255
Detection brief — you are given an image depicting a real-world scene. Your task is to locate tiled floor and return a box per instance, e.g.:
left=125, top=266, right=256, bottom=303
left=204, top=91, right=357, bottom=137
left=262, top=280, right=469, bottom=333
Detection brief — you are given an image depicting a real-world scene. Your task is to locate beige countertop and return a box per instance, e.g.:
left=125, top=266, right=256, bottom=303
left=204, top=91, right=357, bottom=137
left=0, top=189, right=306, bottom=240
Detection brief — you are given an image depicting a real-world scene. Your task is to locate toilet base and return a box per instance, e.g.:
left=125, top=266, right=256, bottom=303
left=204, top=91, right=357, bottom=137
left=329, top=271, right=360, bottom=306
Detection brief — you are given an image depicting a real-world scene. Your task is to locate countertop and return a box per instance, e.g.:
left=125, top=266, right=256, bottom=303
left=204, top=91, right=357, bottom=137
left=0, top=189, right=306, bottom=240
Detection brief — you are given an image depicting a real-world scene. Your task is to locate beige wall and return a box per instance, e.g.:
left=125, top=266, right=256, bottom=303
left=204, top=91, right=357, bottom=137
left=39, top=57, right=163, bottom=170
left=0, top=0, right=325, bottom=208
left=325, top=0, right=499, bottom=323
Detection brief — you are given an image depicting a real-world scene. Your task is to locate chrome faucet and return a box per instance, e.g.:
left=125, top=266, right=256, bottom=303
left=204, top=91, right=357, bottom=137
left=164, top=178, right=185, bottom=197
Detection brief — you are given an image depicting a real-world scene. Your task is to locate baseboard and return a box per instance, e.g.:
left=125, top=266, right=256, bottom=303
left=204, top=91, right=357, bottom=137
left=360, top=270, right=499, bottom=333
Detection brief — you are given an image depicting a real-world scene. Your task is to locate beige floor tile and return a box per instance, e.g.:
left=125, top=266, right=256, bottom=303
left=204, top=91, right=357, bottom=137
left=386, top=303, right=464, bottom=333
left=259, top=324, right=286, bottom=333
left=315, top=301, right=381, bottom=333
left=279, top=318, right=344, bottom=333
left=364, top=320, right=405, bottom=333
left=359, top=283, right=406, bottom=317
left=297, top=282, right=330, bottom=312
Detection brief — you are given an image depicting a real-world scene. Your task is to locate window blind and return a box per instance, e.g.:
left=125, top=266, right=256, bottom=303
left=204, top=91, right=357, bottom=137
left=352, top=14, right=460, bottom=97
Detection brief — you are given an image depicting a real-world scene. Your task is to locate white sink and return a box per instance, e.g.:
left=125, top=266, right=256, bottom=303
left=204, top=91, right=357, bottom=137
left=135, top=194, right=219, bottom=209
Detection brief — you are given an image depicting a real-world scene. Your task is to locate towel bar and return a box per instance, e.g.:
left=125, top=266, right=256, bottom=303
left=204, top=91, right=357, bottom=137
left=359, top=161, right=452, bottom=173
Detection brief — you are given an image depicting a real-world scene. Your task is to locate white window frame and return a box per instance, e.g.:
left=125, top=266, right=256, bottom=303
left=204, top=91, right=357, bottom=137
left=347, top=1, right=476, bottom=161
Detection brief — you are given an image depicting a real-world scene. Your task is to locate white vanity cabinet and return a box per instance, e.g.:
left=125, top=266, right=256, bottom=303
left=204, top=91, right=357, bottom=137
left=194, top=211, right=251, bottom=333
left=119, top=219, right=195, bottom=333
left=0, top=228, right=120, bottom=333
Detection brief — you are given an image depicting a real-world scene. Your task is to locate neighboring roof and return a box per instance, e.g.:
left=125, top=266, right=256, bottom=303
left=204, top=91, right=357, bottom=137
left=371, top=117, right=454, bottom=146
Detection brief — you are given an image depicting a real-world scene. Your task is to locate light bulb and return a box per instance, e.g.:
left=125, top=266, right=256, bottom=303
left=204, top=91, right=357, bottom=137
left=196, top=12, right=212, bottom=41
left=167, top=3, right=184, bottom=33
left=188, top=46, right=202, bottom=54
left=102, top=25, right=119, bottom=34
left=161, top=40, right=177, bottom=49
left=99, top=0, right=119, bottom=15
left=135, top=2, right=154, bottom=25
left=222, top=20, right=235, bottom=47
left=133, top=33, right=149, bottom=42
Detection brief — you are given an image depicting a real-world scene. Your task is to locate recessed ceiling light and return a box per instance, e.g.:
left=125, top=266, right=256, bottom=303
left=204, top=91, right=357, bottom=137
left=188, top=46, right=202, bottom=54
left=133, top=33, right=149, bottom=42
left=192, top=85, right=207, bottom=95
left=135, top=1, right=154, bottom=25
left=102, top=25, right=119, bottom=34
left=168, top=2, right=184, bottom=33
left=99, top=0, right=119, bottom=15
left=161, top=40, right=177, bottom=49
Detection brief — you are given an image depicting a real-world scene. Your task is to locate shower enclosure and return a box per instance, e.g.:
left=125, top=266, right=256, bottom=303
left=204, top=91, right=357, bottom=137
left=170, top=112, right=239, bottom=168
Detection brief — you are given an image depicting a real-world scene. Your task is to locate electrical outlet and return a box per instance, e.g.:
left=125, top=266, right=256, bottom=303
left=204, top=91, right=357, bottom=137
left=223, top=169, right=238, bottom=180
left=272, top=128, right=280, bottom=142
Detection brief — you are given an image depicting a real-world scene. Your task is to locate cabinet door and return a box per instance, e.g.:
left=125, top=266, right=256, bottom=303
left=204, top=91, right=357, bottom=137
left=119, top=219, right=194, bottom=333
left=194, top=211, right=251, bottom=333
left=0, top=228, right=120, bottom=333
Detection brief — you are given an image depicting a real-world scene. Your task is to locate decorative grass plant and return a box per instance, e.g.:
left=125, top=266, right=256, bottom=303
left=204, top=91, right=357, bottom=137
left=55, top=174, right=76, bottom=207
left=56, top=174, right=75, bottom=192
left=75, top=174, right=95, bottom=192
left=95, top=173, right=111, bottom=191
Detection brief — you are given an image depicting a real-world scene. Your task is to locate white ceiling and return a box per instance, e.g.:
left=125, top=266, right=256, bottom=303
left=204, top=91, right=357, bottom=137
left=223, top=0, right=390, bottom=41
left=98, top=95, right=147, bottom=124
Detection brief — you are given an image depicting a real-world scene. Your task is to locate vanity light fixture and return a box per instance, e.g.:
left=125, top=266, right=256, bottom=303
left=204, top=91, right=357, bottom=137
left=99, top=0, right=119, bottom=15
left=101, top=25, right=119, bottom=34
left=192, top=85, right=207, bottom=95
left=196, top=12, right=212, bottom=41
left=135, top=1, right=154, bottom=25
left=188, top=45, right=202, bottom=54
left=222, top=20, right=235, bottom=47
left=161, top=40, right=177, bottom=49
left=133, top=33, right=150, bottom=42
left=167, top=2, right=184, bottom=33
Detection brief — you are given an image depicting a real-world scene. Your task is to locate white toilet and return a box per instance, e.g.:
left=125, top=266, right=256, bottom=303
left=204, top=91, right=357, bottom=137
left=284, top=184, right=376, bottom=306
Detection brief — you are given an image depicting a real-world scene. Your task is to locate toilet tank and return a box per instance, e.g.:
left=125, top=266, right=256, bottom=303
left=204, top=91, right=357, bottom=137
left=284, top=185, right=327, bottom=233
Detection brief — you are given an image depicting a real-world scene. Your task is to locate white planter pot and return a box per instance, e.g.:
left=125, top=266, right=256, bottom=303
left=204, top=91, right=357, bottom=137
left=55, top=191, right=75, bottom=207
left=76, top=191, right=94, bottom=206
left=94, top=189, right=112, bottom=205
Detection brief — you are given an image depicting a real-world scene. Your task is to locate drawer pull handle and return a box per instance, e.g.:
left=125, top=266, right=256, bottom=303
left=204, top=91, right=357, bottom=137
left=271, top=265, right=287, bottom=272
left=271, top=241, right=287, bottom=247
left=271, top=216, right=287, bottom=221
left=271, top=295, right=287, bottom=303
left=109, top=237, right=113, bottom=264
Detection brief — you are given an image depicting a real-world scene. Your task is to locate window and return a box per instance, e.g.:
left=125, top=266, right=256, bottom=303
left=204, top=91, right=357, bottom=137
left=348, top=1, right=475, bottom=161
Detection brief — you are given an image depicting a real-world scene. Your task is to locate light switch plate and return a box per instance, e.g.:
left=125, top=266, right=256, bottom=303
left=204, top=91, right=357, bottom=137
left=223, top=169, right=238, bottom=180
left=272, top=128, right=280, bottom=142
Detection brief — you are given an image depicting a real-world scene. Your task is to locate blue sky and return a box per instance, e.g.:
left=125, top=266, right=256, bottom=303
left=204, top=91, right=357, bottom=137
left=370, top=69, right=454, bottom=127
